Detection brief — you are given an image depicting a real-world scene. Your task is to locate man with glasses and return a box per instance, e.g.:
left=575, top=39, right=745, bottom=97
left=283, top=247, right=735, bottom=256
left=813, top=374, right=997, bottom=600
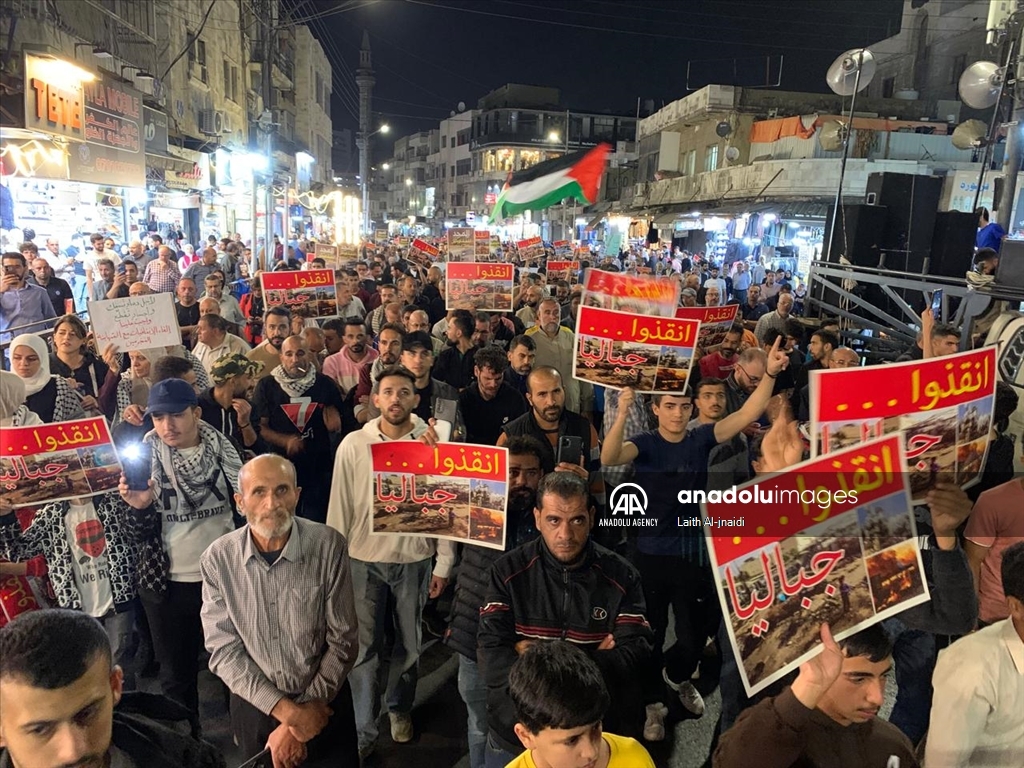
left=724, top=348, right=769, bottom=433
left=796, top=346, right=860, bottom=421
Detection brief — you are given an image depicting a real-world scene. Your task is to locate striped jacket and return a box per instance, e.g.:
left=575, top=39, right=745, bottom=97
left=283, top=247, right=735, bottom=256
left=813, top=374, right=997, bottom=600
left=478, top=537, right=653, bottom=753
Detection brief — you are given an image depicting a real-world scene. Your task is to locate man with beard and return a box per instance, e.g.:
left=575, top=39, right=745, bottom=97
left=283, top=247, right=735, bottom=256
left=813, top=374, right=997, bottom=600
left=498, top=367, right=603, bottom=510
left=326, top=366, right=455, bottom=756
left=514, top=284, right=543, bottom=328
left=354, top=322, right=404, bottom=423
left=253, top=335, right=343, bottom=524
left=460, top=345, right=527, bottom=445
left=247, top=306, right=291, bottom=381
left=366, top=283, right=398, bottom=335
left=477, top=472, right=653, bottom=766
left=197, top=353, right=262, bottom=453
left=503, top=335, right=536, bottom=397
left=698, top=325, right=743, bottom=379
left=446, top=436, right=545, bottom=768
left=323, top=318, right=378, bottom=397
left=200, top=455, right=359, bottom=768
left=0, top=610, right=223, bottom=768
left=434, top=309, right=477, bottom=391
left=525, top=297, right=591, bottom=417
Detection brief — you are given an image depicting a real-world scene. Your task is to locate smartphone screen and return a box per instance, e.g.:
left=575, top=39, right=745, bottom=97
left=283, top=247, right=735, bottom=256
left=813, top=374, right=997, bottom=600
left=930, top=289, right=943, bottom=315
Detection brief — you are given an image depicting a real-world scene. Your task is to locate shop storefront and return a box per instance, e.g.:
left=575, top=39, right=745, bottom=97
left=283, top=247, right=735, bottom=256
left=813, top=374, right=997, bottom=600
left=1, top=53, right=147, bottom=250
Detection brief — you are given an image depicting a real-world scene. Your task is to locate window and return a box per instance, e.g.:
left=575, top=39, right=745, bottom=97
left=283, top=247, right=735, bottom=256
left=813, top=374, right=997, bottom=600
left=685, top=149, right=696, bottom=177
left=223, top=61, right=238, bottom=102
left=456, top=158, right=471, bottom=177
left=704, top=144, right=718, bottom=172
left=450, top=165, right=455, bottom=178
left=882, top=77, right=895, bottom=98
left=593, top=117, right=615, bottom=142
left=442, top=135, right=447, bottom=148
left=187, top=33, right=207, bottom=84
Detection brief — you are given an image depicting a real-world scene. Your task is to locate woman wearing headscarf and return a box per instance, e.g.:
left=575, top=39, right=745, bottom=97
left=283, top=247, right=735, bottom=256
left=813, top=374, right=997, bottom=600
left=113, top=344, right=211, bottom=426
left=9, top=334, right=86, bottom=424
left=49, top=314, right=120, bottom=419
left=0, top=370, right=41, bottom=427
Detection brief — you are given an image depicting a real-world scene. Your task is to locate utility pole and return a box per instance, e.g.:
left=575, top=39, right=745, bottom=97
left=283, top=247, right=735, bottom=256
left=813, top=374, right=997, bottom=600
left=996, top=8, right=1024, bottom=233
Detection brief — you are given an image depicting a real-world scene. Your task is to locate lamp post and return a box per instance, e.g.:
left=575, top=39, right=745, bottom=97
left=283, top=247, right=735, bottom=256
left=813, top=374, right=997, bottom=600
left=359, top=123, right=389, bottom=236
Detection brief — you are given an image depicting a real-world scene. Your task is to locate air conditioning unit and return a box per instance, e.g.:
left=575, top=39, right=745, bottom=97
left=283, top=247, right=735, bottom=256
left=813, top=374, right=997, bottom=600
left=198, top=109, right=218, bottom=135
left=220, top=112, right=231, bottom=134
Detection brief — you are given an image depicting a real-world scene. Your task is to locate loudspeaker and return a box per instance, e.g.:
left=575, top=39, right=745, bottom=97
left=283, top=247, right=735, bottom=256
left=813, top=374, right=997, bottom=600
left=996, top=238, right=1024, bottom=289
left=646, top=225, right=660, bottom=244
left=823, top=203, right=888, bottom=266
left=930, top=210, right=978, bottom=277
left=865, top=172, right=943, bottom=255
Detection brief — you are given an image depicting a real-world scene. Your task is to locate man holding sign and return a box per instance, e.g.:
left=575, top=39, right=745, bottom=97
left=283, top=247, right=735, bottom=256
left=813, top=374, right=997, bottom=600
left=602, top=338, right=789, bottom=732
left=713, top=624, right=917, bottom=768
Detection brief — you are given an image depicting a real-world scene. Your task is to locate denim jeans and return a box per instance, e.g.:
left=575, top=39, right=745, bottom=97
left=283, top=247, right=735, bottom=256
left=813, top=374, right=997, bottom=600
left=484, top=735, right=520, bottom=768
left=348, top=557, right=431, bottom=751
left=458, top=654, right=488, bottom=768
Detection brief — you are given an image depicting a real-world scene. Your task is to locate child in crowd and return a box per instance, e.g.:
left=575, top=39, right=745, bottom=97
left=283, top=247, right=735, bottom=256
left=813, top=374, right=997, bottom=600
left=505, top=640, right=655, bottom=768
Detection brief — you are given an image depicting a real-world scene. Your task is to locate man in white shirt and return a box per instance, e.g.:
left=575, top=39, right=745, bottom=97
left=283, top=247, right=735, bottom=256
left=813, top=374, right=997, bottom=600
left=191, top=313, right=251, bottom=376
left=326, top=365, right=455, bottom=758
left=925, top=541, right=1024, bottom=767
left=702, top=265, right=727, bottom=305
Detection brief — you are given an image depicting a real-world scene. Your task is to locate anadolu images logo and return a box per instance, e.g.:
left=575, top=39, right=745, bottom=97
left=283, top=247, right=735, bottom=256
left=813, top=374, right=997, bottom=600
left=609, top=483, right=648, bottom=516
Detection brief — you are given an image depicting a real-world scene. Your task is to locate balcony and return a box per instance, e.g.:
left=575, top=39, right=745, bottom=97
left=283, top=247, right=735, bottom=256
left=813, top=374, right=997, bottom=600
left=249, top=46, right=293, bottom=91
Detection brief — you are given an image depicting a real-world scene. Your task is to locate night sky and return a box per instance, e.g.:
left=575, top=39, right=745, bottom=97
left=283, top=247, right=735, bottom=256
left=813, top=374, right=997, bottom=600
left=295, top=0, right=917, bottom=163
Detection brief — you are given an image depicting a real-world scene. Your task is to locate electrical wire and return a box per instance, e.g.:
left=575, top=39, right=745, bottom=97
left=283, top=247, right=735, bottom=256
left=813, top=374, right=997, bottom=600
left=402, top=0, right=980, bottom=58
left=160, top=0, right=218, bottom=81
left=282, top=0, right=379, bottom=27
left=302, top=17, right=364, bottom=119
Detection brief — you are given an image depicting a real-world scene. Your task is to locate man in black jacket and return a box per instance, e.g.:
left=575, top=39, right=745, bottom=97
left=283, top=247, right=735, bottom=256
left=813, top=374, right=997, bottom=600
left=478, top=472, right=653, bottom=767
left=0, top=609, right=223, bottom=768
left=446, top=435, right=545, bottom=768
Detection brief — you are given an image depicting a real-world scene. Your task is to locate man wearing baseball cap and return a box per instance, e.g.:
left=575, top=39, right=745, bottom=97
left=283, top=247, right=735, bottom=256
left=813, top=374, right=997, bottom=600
left=197, top=353, right=263, bottom=454
left=118, top=377, right=242, bottom=729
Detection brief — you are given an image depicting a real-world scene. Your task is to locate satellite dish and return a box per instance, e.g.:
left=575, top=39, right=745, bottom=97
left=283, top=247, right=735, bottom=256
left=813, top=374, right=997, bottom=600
left=818, top=119, right=848, bottom=152
left=724, top=146, right=740, bottom=163
left=951, top=119, right=988, bottom=149
left=450, top=110, right=456, bottom=117
left=457, top=101, right=466, bottom=113
left=715, top=120, right=732, bottom=138
left=958, top=61, right=1002, bottom=109
left=826, top=48, right=876, bottom=96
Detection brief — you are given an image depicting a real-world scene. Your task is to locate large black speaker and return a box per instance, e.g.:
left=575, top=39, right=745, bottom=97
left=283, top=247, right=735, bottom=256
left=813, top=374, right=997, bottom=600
left=996, top=238, right=1024, bottom=289
left=823, top=203, right=888, bottom=266
left=865, top=172, right=943, bottom=257
left=930, top=210, right=978, bottom=277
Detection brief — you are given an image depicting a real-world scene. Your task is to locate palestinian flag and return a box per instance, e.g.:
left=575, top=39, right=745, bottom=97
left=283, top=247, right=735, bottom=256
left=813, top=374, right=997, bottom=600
left=490, top=143, right=611, bottom=223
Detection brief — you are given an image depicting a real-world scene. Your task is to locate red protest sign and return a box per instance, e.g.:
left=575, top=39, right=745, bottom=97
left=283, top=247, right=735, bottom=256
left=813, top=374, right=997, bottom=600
left=369, top=442, right=509, bottom=550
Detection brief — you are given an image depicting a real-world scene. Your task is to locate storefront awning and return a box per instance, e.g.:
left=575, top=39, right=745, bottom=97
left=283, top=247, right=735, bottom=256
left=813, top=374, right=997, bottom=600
left=146, top=152, right=195, bottom=174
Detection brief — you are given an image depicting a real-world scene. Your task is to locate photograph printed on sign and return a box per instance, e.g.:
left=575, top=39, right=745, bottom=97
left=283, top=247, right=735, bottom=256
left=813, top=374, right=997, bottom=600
left=702, top=433, right=929, bottom=696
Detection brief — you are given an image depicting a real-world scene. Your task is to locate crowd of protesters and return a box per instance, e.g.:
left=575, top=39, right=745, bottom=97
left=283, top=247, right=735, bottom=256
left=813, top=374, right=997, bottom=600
left=0, top=229, right=1022, bottom=768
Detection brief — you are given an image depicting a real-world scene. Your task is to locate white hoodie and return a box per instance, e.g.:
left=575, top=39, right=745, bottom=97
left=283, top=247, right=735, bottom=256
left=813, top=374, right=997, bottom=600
left=326, top=415, right=455, bottom=577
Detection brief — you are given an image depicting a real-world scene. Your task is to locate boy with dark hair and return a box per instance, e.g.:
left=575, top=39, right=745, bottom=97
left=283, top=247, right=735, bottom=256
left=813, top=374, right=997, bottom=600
left=506, top=640, right=654, bottom=768
left=0, top=609, right=223, bottom=768
left=714, top=623, right=917, bottom=768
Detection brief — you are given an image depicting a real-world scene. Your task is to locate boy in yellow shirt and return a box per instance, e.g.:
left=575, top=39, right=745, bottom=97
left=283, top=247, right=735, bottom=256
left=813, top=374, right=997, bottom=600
left=504, top=641, right=655, bottom=768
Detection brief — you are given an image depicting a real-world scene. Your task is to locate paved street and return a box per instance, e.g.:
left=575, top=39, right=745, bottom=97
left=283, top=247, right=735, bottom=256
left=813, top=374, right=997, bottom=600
left=198, top=632, right=723, bottom=768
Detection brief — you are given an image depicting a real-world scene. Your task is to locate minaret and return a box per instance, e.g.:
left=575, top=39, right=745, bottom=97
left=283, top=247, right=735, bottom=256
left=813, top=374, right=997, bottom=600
left=355, top=31, right=375, bottom=235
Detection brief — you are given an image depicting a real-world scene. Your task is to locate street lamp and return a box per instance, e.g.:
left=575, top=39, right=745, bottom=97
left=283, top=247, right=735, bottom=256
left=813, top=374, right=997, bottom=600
left=405, top=178, right=412, bottom=186
left=360, top=123, right=391, bottom=235
left=382, top=163, right=390, bottom=170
